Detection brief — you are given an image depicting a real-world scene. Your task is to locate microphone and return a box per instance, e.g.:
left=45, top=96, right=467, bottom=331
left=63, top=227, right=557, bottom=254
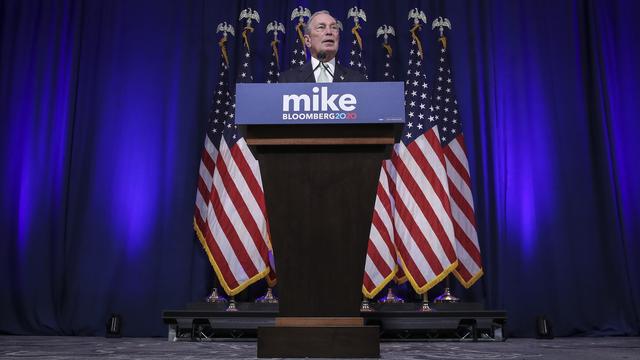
left=316, top=51, right=327, bottom=63
left=317, top=52, right=334, bottom=79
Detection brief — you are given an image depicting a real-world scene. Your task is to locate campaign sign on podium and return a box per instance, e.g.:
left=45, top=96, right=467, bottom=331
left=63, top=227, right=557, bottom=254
left=237, top=82, right=404, bottom=358
left=235, top=82, right=405, bottom=125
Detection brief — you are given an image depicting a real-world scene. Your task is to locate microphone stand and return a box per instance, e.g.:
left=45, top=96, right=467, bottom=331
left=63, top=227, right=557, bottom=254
left=304, top=61, right=324, bottom=82
left=321, top=62, right=334, bottom=80
left=303, top=51, right=335, bottom=82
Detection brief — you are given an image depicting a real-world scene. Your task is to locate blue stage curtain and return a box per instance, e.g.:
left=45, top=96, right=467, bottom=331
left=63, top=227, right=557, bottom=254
left=1, top=0, right=638, bottom=337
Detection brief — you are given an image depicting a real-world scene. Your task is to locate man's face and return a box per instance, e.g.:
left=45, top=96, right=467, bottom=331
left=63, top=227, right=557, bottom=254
left=304, top=13, right=340, bottom=60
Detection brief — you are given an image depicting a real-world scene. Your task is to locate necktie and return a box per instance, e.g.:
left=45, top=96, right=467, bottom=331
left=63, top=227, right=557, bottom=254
left=317, top=63, right=331, bottom=83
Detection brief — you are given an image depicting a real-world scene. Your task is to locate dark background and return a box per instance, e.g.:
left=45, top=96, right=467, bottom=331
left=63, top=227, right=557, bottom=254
left=1, top=0, right=638, bottom=337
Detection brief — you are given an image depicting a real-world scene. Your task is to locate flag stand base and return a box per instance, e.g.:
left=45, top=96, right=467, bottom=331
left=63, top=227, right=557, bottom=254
left=205, top=287, right=227, bottom=304
left=378, top=288, right=405, bottom=304
left=255, top=287, right=278, bottom=304
left=434, top=276, right=460, bottom=303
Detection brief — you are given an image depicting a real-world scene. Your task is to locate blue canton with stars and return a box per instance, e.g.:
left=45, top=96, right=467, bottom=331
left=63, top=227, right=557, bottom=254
left=207, top=59, right=233, bottom=150
left=266, top=43, right=280, bottom=83
left=431, top=42, right=462, bottom=146
left=401, top=33, right=432, bottom=146
left=348, top=37, right=368, bottom=79
left=220, top=29, right=257, bottom=148
left=381, top=48, right=395, bottom=81
left=290, top=24, right=307, bottom=67
left=237, top=33, right=254, bottom=83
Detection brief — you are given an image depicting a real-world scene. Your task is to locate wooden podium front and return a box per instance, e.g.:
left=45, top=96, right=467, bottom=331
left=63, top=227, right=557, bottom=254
left=246, top=124, right=397, bottom=358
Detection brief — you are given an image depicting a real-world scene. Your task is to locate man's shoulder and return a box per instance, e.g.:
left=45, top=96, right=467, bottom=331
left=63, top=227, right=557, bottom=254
left=278, top=66, right=299, bottom=82
left=335, top=63, right=367, bottom=82
left=278, top=63, right=312, bottom=83
left=278, top=61, right=368, bottom=83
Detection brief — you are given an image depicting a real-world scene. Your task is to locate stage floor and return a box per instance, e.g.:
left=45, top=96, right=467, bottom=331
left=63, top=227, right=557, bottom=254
left=1, top=336, right=639, bottom=359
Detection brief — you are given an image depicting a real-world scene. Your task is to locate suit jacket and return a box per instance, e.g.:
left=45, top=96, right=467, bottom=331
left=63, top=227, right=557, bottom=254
left=278, top=62, right=367, bottom=83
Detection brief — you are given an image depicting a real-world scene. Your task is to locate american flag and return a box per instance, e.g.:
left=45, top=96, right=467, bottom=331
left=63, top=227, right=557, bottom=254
left=194, top=32, right=234, bottom=293
left=388, top=18, right=458, bottom=294
left=377, top=27, right=409, bottom=285
left=237, top=24, right=254, bottom=82
left=363, top=163, right=398, bottom=298
left=289, top=8, right=308, bottom=68
left=363, top=28, right=400, bottom=299
left=378, top=30, right=409, bottom=285
left=265, top=21, right=283, bottom=84
left=347, top=7, right=368, bottom=79
left=265, top=42, right=280, bottom=84
left=379, top=30, right=395, bottom=81
left=194, top=22, right=272, bottom=296
left=431, top=27, right=483, bottom=287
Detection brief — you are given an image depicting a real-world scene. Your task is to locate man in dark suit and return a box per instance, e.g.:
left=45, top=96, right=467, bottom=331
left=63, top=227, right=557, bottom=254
left=279, top=10, right=367, bottom=83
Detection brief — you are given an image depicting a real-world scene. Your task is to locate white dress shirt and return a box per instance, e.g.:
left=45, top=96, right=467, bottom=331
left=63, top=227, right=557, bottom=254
left=310, top=56, right=336, bottom=83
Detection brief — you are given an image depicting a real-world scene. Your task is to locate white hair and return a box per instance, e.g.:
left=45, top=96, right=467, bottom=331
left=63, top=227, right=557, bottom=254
left=303, top=10, right=335, bottom=35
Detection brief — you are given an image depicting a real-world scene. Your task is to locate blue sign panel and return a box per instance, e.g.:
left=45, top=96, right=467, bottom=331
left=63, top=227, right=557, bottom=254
left=235, top=82, right=405, bottom=125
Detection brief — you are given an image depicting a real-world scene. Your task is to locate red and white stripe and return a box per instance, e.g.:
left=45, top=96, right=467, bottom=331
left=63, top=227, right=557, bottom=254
left=389, top=129, right=458, bottom=293
left=444, top=135, right=483, bottom=287
left=363, top=161, right=399, bottom=298
left=197, top=136, right=272, bottom=295
left=194, top=135, right=217, bottom=239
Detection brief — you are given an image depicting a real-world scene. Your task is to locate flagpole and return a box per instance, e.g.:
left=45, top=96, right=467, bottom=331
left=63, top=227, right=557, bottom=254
left=430, top=16, right=484, bottom=295
left=418, top=291, right=432, bottom=312
left=360, top=25, right=398, bottom=300
left=257, top=21, right=282, bottom=304
left=199, top=23, right=234, bottom=305
left=289, top=6, right=310, bottom=68
left=394, top=7, right=460, bottom=306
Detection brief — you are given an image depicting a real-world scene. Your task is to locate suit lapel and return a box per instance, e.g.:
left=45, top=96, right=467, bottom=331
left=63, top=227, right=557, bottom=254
left=298, top=62, right=315, bottom=83
left=294, top=62, right=348, bottom=82
left=333, top=64, right=347, bottom=82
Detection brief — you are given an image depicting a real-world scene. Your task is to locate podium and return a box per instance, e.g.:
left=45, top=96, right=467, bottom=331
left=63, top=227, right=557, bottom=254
left=236, top=82, right=404, bottom=358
